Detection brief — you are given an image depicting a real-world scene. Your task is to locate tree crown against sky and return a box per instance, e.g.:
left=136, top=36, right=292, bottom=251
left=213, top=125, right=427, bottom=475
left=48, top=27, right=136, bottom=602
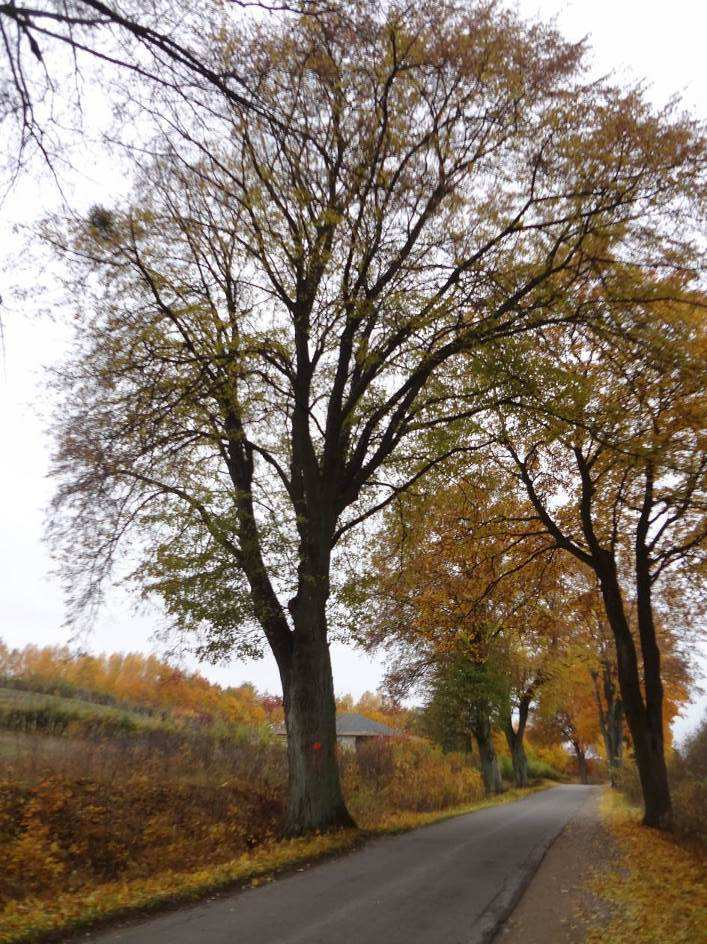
left=0, top=0, right=325, bottom=186
left=36, top=0, right=706, bottom=831
left=46, top=0, right=704, bottom=643
left=478, top=299, right=707, bottom=601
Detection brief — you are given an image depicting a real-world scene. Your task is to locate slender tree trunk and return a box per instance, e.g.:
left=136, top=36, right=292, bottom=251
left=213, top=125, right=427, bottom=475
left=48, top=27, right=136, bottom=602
left=605, top=698, right=624, bottom=788
left=471, top=705, right=503, bottom=796
left=597, top=562, right=672, bottom=828
left=592, top=663, right=624, bottom=787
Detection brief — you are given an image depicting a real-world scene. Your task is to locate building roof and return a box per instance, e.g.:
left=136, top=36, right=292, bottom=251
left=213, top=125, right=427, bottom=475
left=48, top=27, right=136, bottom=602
left=273, top=711, right=399, bottom=738
left=335, top=712, right=398, bottom=737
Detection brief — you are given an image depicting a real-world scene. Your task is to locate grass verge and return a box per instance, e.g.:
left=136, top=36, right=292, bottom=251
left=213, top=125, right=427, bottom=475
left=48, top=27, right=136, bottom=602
left=0, top=782, right=553, bottom=944
left=587, top=789, right=707, bottom=944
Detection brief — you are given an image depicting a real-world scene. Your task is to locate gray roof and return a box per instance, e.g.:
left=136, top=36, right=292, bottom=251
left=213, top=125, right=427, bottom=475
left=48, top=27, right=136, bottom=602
left=273, top=711, right=399, bottom=738
left=335, top=712, right=398, bottom=737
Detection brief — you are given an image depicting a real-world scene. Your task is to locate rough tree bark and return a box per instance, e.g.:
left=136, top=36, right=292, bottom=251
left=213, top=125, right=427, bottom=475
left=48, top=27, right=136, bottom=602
left=280, top=632, right=354, bottom=834
left=276, top=486, right=355, bottom=833
left=503, top=694, right=531, bottom=788
left=596, top=560, right=671, bottom=827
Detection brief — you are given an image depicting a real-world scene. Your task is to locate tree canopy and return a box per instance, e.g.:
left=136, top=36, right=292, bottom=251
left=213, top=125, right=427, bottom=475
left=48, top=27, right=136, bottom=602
left=40, top=1, right=706, bottom=832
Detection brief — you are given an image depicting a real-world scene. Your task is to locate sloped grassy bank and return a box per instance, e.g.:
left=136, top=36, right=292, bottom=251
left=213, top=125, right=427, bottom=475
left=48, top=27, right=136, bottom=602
left=0, top=784, right=551, bottom=944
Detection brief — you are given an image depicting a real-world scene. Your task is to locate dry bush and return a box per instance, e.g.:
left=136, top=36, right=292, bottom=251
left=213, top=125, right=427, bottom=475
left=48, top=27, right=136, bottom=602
left=1, top=728, right=487, bottom=910
left=0, top=776, right=285, bottom=906
left=616, top=758, right=644, bottom=806
left=670, top=716, right=707, bottom=843
left=341, top=737, right=484, bottom=821
left=530, top=743, right=572, bottom=777
left=1, top=723, right=288, bottom=790
left=616, top=716, right=707, bottom=843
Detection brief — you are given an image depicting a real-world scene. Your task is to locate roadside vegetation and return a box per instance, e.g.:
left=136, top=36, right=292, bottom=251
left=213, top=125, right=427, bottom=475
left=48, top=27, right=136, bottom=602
left=589, top=781, right=706, bottom=944
left=0, top=0, right=704, bottom=937
left=616, top=718, right=707, bottom=845
left=0, top=642, right=560, bottom=943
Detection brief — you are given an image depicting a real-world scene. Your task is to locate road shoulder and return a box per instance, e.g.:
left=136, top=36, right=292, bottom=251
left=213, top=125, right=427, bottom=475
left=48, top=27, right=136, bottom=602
left=496, top=789, right=617, bottom=944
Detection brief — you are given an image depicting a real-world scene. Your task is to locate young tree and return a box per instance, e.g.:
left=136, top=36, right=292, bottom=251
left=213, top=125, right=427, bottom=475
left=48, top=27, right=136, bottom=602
left=46, top=2, right=704, bottom=833
left=422, top=652, right=505, bottom=796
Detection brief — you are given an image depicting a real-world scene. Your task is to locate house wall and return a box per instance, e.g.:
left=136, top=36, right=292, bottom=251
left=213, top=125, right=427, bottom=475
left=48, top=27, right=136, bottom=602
left=337, top=735, right=358, bottom=752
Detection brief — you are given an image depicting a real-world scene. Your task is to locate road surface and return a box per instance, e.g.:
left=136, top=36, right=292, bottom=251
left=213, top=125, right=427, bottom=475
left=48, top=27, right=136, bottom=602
left=82, top=785, right=596, bottom=944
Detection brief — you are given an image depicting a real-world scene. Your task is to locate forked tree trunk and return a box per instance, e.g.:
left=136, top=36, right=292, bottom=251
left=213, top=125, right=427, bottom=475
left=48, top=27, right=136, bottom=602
left=598, top=563, right=672, bottom=828
left=508, top=736, right=529, bottom=787
left=471, top=705, right=503, bottom=796
left=523, top=451, right=671, bottom=827
left=503, top=719, right=529, bottom=788
left=503, top=695, right=530, bottom=788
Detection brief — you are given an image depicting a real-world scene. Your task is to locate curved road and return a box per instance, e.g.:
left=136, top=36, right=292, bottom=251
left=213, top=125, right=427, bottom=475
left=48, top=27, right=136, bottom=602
left=83, top=785, right=596, bottom=944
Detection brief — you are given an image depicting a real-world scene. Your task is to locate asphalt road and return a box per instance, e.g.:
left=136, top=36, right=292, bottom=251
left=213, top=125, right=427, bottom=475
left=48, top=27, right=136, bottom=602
left=82, top=785, right=596, bottom=944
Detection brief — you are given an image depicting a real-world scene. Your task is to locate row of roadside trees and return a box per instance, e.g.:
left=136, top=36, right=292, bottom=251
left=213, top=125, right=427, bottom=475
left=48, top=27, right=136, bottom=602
left=353, top=469, right=694, bottom=800
left=4, top=1, right=704, bottom=832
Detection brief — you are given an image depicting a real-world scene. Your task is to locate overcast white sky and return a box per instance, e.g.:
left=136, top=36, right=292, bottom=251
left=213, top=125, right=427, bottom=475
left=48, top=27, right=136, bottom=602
left=1, top=1, right=705, bottom=734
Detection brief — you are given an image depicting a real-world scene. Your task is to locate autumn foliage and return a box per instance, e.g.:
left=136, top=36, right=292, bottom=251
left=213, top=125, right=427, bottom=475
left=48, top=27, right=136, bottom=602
left=0, top=640, right=494, bottom=938
left=0, top=641, right=280, bottom=726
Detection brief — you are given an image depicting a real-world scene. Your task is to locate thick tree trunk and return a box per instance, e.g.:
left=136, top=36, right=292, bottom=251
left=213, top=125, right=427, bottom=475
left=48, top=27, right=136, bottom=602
left=598, top=563, right=672, bottom=828
left=281, top=629, right=355, bottom=835
left=471, top=705, right=503, bottom=796
left=503, top=718, right=529, bottom=788
left=508, top=736, right=529, bottom=787
left=278, top=516, right=355, bottom=836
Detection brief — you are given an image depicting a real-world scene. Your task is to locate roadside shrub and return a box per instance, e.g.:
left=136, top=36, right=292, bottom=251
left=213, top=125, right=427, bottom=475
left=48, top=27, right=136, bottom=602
left=527, top=756, right=565, bottom=781
left=671, top=778, right=707, bottom=842
left=669, top=716, right=707, bottom=843
left=341, top=737, right=484, bottom=820
left=495, top=751, right=564, bottom=783
left=0, top=775, right=285, bottom=905
left=530, top=743, right=573, bottom=777
left=616, top=719, right=707, bottom=843
left=499, top=754, right=514, bottom=781
left=615, top=759, right=643, bottom=805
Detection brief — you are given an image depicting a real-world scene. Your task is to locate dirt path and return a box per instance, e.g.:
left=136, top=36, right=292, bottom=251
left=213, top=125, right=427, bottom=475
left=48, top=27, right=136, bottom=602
left=496, top=789, right=616, bottom=944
